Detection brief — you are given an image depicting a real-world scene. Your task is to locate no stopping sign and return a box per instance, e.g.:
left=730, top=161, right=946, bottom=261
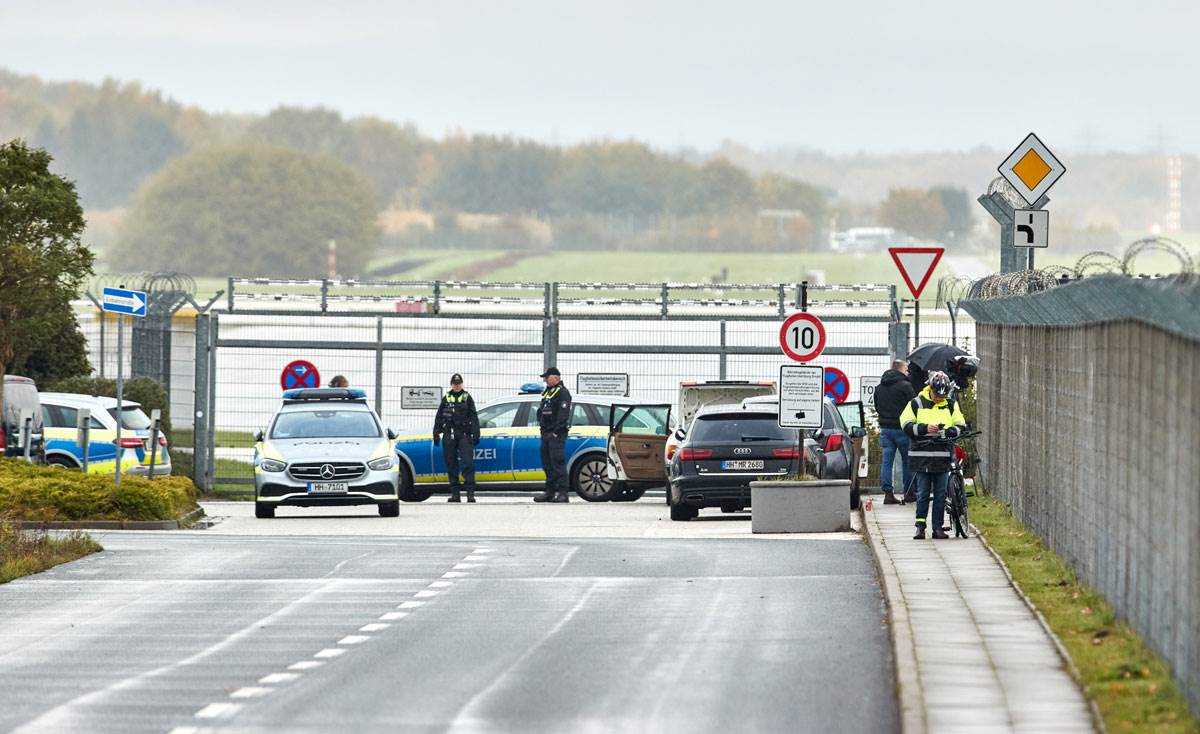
left=778, top=313, right=826, bottom=362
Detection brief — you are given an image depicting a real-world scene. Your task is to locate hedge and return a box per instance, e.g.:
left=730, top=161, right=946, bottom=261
left=0, top=458, right=198, bottom=521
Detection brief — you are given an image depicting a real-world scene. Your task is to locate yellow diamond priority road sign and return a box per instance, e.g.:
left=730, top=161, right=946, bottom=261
left=998, top=132, right=1066, bottom=206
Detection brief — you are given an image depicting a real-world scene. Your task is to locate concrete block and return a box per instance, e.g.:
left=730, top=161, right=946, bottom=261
left=750, top=480, right=851, bottom=533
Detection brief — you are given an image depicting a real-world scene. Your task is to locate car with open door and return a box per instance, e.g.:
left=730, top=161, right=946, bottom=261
left=394, top=385, right=641, bottom=502
left=666, top=403, right=823, bottom=521
left=664, top=380, right=775, bottom=462
left=606, top=403, right=672, bottom=498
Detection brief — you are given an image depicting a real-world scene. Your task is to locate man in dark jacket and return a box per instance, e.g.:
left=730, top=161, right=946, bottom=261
left=874, top=359, right=916, bottom=504
left=534, top=367, right=572, bottom=503
left=433, top=373, right=480, bottom=503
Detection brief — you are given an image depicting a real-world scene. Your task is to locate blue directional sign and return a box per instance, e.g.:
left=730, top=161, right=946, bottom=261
left=101, top=287, right=148, bottom=317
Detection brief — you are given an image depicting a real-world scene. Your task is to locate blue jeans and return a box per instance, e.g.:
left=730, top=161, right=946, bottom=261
left=915, top=472, right=949, bottom=530
left=879, top=428, right=911, bottom=494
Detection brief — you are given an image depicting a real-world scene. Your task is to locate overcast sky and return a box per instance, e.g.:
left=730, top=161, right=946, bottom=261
left=1, top=1, right=1195, bottom=154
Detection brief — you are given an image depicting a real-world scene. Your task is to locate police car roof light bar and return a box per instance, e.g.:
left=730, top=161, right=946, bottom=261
left=282, top=388, right=368, bottom=403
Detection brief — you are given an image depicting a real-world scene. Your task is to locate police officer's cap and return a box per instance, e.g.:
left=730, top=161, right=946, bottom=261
left=450, top=373, right=464, bottom=384
left=540, top=367, right=561, bottom=378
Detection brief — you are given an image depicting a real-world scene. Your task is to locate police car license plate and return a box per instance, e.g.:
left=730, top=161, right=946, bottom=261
left=722, top=460, right=764, bottom=471
left=307, top=482, right=349, bottom=494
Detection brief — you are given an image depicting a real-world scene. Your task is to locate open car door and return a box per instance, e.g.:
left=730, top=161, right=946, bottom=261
left=607, top=404, right=672, bottom=484
left=836, top=401, right=869, bottom=509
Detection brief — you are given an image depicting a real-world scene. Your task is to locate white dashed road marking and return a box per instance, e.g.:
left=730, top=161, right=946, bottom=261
left=288, top=661, right=324, bottom=671
left=230, top=687, right=274, bottom=699
left=179, top=545, right=496, bottom=728
left=195, top=702, right=242, bottom=719
left=260, top=672, right=301, bottom=684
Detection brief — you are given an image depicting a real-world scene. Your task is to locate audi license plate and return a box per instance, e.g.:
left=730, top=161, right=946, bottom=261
left=722, top=460, right=764, bottom=471
left=307, top=482, right=349, bottom=494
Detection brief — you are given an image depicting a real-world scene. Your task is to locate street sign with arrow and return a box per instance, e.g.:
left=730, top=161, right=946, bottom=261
left=101, top=287, right=147, bottom=317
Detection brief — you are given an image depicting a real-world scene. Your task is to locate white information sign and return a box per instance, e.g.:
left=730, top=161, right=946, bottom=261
left=860, top=375, right=882, bottom=409
left=401, top=386, right=443, bottom=410
left=778, top=365, right=824, bottom=429
left=1013, top=209, right=1049, bottom=248
left=577, top=373, right=629, bottom=397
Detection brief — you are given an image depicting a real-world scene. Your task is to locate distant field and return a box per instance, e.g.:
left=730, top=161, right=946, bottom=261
left=482, top=250, right=973, bottom=288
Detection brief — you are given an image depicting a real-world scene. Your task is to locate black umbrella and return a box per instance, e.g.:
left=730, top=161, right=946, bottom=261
left=905, top=343, right=974, bottom=392
left=906, top=343, right=970, bottom=373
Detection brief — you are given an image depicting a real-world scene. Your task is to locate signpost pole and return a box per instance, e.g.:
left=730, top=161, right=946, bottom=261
left=115, top=313, right=124, bottom=489
left=914, top=300, right=920, bottom=346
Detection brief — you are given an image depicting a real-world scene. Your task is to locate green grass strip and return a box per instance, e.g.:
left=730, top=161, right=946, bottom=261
left=971, top=495, right=1198, bottom=733
left=0, top=519, right=102, bottom=584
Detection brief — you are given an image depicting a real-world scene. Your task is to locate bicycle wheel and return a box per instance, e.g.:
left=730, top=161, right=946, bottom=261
left=950, top=474, right=968, bottom=538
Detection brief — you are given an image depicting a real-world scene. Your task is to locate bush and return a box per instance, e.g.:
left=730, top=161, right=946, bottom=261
left=45, top=375, right=172, bottom=440
left=0, top=458, right=197, bottom=521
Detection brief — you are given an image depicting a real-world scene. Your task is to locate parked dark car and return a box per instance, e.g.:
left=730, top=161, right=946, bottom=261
left=667, top=404, right=823, bottom=521
left=2, top=375, right=46, bottom=462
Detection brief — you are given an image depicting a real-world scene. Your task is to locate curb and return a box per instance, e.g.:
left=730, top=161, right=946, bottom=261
left=972, top=523, right=1107, bottom=734
left=16, top=506, right=207, bottom=531
left=862, top=504, right=926, bottom=734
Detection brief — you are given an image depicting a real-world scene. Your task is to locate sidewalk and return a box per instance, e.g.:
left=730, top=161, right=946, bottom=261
left=864, top=500, right=1097, bottom=734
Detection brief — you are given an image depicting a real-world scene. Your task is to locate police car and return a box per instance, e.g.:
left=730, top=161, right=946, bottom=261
left=393, top=385, right=648, bottom=502
left=40, top=393, right=171, bottom=476
left=253, top=388, right=400, bottom=519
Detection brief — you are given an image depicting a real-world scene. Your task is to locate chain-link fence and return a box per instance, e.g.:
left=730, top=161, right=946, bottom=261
left=965, top=274, right=1200, bottom=715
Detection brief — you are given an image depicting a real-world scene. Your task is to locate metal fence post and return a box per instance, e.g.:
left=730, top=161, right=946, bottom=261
left=433, top=281, right=442, bottom=315
left=800, top=281, right=809, bottom=312
left=193, top=314, right=210, bottom=490
left=719, top=320, right=728, bottom=379
left=206, top=313, right=219, bottom=491
left=375, top=316, right=384, bottom=418
left=888, top=321, right=910, bottom=360
left=777, top=284, right=786, bottom=317
left=660, top=284, right=669, bottom=317
left=320, top=279, right=329, bottom=314
left=543, top=317, right=559, bottom=369
left=226, top=277, right=235, bottom=313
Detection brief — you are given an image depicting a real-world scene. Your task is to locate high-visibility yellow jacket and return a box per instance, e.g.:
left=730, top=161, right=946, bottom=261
left=900, top=386, right=967, bottom=473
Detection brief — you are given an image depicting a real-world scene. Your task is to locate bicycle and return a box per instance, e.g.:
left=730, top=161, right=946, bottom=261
left=947, top=429, right=982, bottom=538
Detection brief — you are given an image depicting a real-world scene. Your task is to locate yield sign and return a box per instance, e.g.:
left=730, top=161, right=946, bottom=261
left=888, top=247, right=944, bottom=299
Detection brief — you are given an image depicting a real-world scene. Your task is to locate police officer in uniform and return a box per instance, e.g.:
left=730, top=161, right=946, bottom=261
left=533, top=367, right=572, bottom=503
left=433, top=373, right=480, bottom=503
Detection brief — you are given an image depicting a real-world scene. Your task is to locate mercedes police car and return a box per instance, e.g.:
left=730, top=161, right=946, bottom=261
left=253, top=388, right=400, bottom=518
left=393, top=384, right=646, bottom=502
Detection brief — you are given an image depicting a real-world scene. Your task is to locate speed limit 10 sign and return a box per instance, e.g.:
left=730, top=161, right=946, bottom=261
left=778, top=313, right=826, bottom=362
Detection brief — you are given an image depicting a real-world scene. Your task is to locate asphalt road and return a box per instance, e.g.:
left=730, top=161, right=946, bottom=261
left=1, top=525, right=897, bottom=733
